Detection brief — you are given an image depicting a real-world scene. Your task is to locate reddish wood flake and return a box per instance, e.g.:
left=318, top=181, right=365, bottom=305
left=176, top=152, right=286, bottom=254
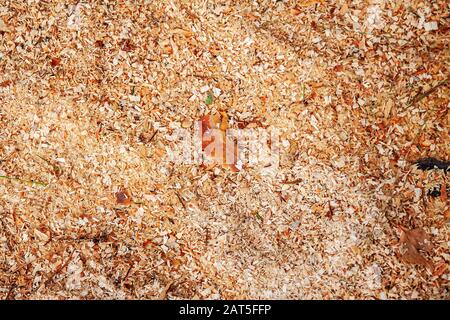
left=122, top=39, right=135, bottom=52
left=0, top=80, right=12, bottom=87
left=333, top=65, right=344, bottom=72
left=94, top=40, right=104, bottom=48
left=143, top=239, right=152, bottom=248
left=440, top=183, right=447, bottom=201
left=50, top=58, right=61, bottom=67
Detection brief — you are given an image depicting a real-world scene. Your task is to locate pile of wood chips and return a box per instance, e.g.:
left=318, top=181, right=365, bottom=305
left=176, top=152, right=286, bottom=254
left=0, top=1, right=448, bottom=299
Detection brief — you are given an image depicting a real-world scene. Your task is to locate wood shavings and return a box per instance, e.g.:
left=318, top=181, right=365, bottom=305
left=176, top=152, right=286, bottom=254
left=0, top=0, right=448, bottom=300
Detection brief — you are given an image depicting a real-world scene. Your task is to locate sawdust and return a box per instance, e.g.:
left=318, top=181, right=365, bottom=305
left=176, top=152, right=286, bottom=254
left=0, top=0, right=449, bottom=299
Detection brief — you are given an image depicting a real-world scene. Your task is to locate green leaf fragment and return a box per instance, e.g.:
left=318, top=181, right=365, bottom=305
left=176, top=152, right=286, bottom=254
left=300, top=83, right=305, bottom=100
left=253, top=211, right=263, bottom=221
left=205, top=92, right=213, bottom=105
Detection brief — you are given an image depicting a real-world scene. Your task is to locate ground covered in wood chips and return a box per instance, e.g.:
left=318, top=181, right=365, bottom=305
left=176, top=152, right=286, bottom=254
left=0, top=1, right=449, bottom=299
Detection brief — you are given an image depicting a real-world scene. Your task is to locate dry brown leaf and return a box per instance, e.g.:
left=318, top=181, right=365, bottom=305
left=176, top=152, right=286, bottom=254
left=398, top=226, right=433, bottom=269
left=116, top=187, right=132, bottom=205
left=200, top=114, right=239, bottom=171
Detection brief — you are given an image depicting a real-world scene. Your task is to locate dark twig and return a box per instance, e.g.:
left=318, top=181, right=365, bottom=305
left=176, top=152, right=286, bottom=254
left=148, top=130, right=158, bottom=143
left=282, top=178, right=302, bottom=185
left=175, top=191, right=186, bottom=209
left=121, top=263, right=134, bottom=285
left=409, top=78, right=449, bottom=106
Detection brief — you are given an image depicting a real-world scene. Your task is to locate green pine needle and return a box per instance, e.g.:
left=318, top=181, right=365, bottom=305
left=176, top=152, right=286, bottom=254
left=0, top=175, right=48, bottom=187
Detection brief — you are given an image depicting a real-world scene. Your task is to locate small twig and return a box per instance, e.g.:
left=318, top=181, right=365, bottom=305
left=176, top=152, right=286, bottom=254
left=252, top=210, right=263, bottom=222
left=121, top=263, right=134, bottom=285
left=0, top=175, right=47, bottom=187
left=281, top=178, right=302, bottom=185
left=204, top=227, right=210, bottom=248
left=148, top=130, right=158, bottom=143
left=139, top=130, right=158, bottom=144
left=326, top=200, right=334, bottom=219
left=175, top=191, right=186, bottom=209
left=35, top=154, right=63, bottom=177
left=409, top=78, right=449, bottom=106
